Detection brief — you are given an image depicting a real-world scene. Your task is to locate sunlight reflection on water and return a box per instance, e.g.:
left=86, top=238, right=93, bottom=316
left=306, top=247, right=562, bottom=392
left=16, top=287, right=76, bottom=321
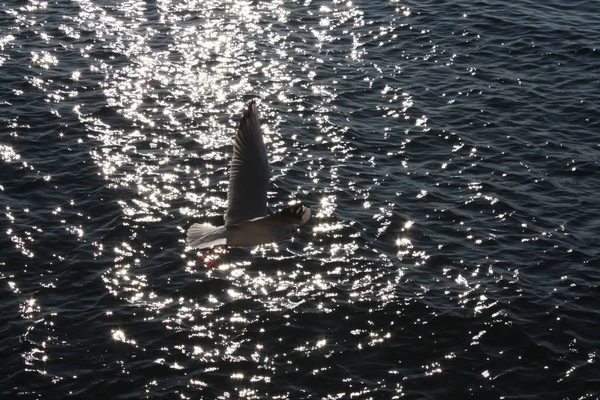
left=77, top=0, right=439, bottom=396
left=2, top=0, right=598, bottom=397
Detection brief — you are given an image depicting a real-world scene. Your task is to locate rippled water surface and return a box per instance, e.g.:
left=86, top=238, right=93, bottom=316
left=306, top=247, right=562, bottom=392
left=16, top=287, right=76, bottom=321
left=1, top=0, right=599, bottom=398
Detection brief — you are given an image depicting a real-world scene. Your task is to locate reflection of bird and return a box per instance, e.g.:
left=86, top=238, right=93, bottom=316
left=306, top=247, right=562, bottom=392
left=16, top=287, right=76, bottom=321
left=186, top=100, right=311, bottom=268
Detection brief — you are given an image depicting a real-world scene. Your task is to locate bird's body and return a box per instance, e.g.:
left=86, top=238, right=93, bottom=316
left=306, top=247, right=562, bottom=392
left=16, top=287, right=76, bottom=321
left=187, top=208, right=309, bottom=249
left=186, top=100, right=311, bottom=266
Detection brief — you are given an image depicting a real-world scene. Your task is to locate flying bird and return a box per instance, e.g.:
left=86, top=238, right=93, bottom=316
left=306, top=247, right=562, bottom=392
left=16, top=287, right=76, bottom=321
left=186, top=100, right=311, bottom=268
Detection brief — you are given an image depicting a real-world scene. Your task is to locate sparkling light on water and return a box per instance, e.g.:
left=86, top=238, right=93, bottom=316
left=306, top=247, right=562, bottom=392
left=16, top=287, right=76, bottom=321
left=2, top=0, right=598, bottom=398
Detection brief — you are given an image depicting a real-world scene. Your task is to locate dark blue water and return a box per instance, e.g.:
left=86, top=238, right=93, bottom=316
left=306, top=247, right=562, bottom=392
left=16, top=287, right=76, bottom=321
left=1, top=0, right=599, bottom=398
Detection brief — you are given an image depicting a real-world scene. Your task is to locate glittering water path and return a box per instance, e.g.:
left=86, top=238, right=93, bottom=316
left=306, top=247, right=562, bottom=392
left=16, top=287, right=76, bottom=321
left=1, top=0, right=599, bottom=398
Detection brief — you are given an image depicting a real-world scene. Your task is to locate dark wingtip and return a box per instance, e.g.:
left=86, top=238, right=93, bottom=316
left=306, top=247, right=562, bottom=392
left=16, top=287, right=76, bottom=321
left=238, top=99, right=259, bottom=131
left=279, top=203, right=311, bottom=225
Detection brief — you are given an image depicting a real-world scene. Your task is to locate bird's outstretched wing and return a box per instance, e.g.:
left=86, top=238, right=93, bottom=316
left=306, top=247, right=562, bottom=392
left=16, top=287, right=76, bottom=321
left=225, top=100, right=270, bottom=226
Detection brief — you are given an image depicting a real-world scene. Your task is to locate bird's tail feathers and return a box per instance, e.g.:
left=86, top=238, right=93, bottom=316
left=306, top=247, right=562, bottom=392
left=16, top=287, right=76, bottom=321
left=186, top=224, right=227, bottom=249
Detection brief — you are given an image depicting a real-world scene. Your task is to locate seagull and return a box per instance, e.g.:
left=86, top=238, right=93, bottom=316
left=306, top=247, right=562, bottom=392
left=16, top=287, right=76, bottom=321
left=186, top=100, right=311, bottom=268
